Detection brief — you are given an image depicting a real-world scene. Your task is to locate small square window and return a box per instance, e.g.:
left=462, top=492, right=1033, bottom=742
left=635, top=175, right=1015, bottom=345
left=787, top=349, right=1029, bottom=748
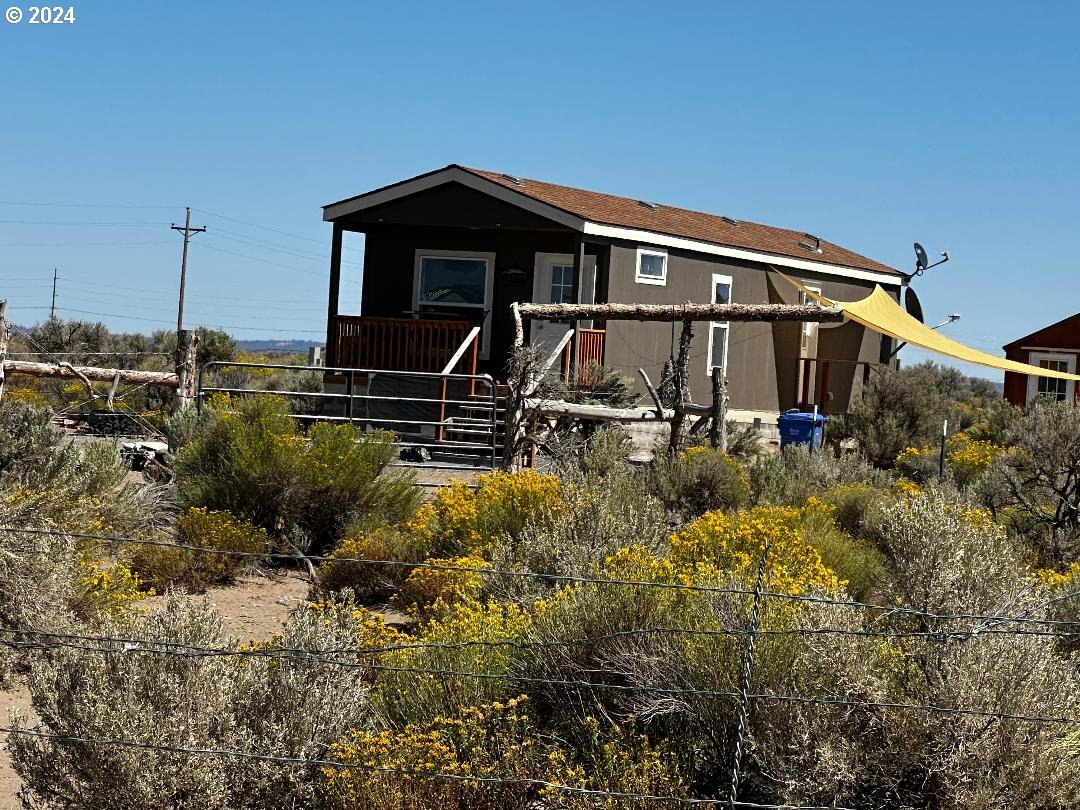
left=636, top=248, right=667, bottom=285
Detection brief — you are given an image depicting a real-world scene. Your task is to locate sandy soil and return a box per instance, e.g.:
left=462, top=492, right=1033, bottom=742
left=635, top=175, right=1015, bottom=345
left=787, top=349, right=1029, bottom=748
left=0, top=682, right=32, bottom=810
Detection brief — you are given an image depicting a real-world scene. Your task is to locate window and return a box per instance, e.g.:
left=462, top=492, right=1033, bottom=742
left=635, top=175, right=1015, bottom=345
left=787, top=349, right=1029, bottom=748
left=636, top=247, right=667, bottom=285
left=1026, top=352, right=1076, bottom=404
left=414, top=250, right=496, bottom=358
left=550, top=264, right=575, bottom=304
left=417, top=256, right=489, bottom=307
left=708, top=274, right=732, bottom=373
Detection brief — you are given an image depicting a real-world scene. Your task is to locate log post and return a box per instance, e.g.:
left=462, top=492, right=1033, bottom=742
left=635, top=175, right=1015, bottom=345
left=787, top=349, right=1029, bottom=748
left=173, top=329, right=199, bottom=413
left=710, top=367, right=722, bottom=449
left=710, top=367, right=730, bottom=453
left=668, top=316, right=694, bottom=455
left=0, top=299, right=7, bottom=402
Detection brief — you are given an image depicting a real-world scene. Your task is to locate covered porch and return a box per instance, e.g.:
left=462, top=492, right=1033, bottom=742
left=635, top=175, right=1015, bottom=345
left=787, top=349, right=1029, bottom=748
left=322, top=174, right=612, bottom=379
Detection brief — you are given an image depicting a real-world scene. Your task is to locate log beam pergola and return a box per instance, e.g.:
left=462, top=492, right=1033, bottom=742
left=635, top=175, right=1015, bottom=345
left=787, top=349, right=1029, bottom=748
left=517, top=302, right=843, bottom=325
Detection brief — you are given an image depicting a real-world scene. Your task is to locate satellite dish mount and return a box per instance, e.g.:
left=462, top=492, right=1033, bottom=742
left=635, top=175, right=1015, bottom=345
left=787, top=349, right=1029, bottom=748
left=912, top=242, right=950, bottom=279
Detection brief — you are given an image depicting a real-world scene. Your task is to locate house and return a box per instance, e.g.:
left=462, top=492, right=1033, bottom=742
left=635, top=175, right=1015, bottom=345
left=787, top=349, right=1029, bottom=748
left=1002, top=314, right=1080, bottom=405
left=321, top=165, right=904, bottom=436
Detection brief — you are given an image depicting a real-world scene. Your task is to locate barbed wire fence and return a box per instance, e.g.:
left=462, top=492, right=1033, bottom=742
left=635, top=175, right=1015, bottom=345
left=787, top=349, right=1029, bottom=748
left=0, top=524, right=1078, bottom=810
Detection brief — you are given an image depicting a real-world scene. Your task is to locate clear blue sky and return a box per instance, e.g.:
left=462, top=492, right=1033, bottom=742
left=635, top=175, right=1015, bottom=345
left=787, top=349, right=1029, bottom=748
left=2, top=1, right=1078, bottom=375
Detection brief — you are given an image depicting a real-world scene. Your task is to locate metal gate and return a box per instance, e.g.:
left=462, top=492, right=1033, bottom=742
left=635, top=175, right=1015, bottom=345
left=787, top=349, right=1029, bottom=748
left=197, top=361, right=501, bottom=470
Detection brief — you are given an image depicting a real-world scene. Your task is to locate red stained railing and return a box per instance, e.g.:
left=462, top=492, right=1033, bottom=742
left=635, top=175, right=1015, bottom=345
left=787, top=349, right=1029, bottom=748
left=577, top=328, right=605, bottom=369
left=334, top=316, right=472, bottom=373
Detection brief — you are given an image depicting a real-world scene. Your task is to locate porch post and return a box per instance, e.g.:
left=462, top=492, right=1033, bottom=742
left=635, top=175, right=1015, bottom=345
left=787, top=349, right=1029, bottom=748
left=325, top=222, right=343, bottom=368
left=571, top=235, right=584, bottom=387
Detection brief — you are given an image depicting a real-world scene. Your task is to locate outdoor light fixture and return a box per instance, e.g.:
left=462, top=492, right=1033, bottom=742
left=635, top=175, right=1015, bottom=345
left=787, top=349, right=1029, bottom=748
left=500, top=267, right=528, bottom=280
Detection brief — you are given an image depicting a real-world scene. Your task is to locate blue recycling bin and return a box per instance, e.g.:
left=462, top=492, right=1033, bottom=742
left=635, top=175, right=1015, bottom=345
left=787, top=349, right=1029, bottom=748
left=777, top=409, right=828, bottom=452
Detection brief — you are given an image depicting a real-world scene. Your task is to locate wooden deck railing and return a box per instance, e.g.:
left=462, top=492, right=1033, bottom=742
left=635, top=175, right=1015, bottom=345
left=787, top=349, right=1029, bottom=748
left=556, top=328, right=607, bottom=385
left=334, top=316, right=473, bottom=373
left=577, top=328, right=605, bottom=369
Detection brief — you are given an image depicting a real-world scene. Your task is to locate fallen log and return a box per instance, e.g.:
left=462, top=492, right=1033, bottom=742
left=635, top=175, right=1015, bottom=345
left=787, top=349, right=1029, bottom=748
left=524, top=397, right=711, bottom=423
left=517, top=302, right=844, bottom=323
left=3, top=360, right=178, bottom=388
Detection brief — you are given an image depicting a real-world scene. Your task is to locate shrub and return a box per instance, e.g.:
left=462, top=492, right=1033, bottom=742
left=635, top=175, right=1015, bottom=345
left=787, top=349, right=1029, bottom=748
left=645, top=448, right=749, bottom=521
left=757, top=491, right=1080, bottom=809
left=800, top=497, right=885, bottom=600
left=11, top=596, right=378, bottom=810
left=176, top=396, right=419, bottom=554
left=321, top=696, right=541, bottom=810
left=409, top=471, right=562, bottom=557
left=580, top=424, right=635, bottom=477
left=129, top=507, right=269, bottom=592
left=895, top=431, right=1001, bottom=487
left=318, top=526, right=432, bottom=601
left=747, top=444, right=889, bottom=506
left=74, top=557, right=150, bottom=620
left=371, top=600, right=532, bottom=728
left=816, top=482, right=885, bottom=538
left=979, top=399, right=1080, bottom=567
left=488, top=466, right=666, bottom=605
left=390, top=555, right=489, bottom=620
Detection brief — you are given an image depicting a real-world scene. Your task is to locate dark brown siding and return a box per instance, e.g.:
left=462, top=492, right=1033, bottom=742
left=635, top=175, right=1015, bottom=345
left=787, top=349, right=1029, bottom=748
left=337, top=181, right=567, bottom=231
left=357, top=224, right=577, bottom=373
left=602, top=243, right=890, bottom=412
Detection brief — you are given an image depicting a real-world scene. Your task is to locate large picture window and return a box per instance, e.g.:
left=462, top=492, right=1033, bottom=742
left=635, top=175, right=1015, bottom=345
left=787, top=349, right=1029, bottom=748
left=417, top=256, right=489, bottom=307
left=708, top=274, right=732, bottom=373
left=414, top=250, right=496, bottom=358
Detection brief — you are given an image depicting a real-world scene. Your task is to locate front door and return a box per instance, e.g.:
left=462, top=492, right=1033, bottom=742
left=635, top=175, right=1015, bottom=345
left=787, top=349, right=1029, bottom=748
left=529, top=253, right=597, bottom=355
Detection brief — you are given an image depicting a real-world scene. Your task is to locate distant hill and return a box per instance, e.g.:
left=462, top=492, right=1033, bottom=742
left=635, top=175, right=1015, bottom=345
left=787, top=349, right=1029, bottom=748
left=235, top=339, right=321, bottom=353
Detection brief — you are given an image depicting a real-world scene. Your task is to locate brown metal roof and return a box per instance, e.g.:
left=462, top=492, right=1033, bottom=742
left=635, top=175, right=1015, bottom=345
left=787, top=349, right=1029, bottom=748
left=462, top=166, right=900, bottom=277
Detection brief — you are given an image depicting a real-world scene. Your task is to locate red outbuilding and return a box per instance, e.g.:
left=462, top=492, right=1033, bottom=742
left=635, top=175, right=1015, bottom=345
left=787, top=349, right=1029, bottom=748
left=1003, top=313, right=1080, bottom=406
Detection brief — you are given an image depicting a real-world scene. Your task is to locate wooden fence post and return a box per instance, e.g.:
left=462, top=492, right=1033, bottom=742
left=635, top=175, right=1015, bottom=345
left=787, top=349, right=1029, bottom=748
left=173, top=329, right=199, bottom=413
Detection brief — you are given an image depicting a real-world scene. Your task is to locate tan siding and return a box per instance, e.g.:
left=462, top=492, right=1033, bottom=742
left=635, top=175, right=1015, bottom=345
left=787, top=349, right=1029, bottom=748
left=603, top=244, right=889, bottom=413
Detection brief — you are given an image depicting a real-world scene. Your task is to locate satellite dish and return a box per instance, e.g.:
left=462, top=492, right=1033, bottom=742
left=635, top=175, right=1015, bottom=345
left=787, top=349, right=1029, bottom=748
left=905, top=287, right=925, bottom=324
left=914, top=243, right=929, bottom=275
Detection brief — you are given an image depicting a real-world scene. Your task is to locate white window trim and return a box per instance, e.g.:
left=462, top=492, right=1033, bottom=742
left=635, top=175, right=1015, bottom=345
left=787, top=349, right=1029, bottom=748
left=635, top=247, right=668, bottom=286
left=1026, top=351, right=1076, bottom=404
left=707, top=273, right=733, bottom=374
left=412, top=249, right=496, bottom=359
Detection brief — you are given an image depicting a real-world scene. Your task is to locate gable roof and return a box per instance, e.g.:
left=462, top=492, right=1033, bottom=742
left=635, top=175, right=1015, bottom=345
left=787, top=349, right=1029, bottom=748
left=1003, top=312, right=1080, bottom=351
left=323, top=164, right=902, bottom=283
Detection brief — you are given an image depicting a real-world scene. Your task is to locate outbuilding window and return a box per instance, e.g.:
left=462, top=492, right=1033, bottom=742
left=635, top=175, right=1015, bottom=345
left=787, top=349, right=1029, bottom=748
left=636, top=247, right=667, bottom=286
left=1026, top=352, right=1075, bottom=404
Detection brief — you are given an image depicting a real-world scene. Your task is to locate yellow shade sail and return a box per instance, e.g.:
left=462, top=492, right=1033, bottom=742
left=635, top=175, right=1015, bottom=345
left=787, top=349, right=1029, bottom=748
left=780, top=273, right=1080, bottom=382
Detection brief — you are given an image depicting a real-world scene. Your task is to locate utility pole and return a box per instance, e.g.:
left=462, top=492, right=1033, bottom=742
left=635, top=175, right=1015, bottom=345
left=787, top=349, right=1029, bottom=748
left=170, top=207, right=206, bottom=335
left=50, top=268, right=58, bottom=319
left=0, top=299, right=8, bottom=401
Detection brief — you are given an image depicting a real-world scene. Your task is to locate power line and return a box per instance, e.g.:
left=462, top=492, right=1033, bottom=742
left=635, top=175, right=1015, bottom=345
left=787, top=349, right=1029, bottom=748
left=0, top=220, right=169, bottom=227
left=192, top=207, right=328, bottom=245
left=200, top=244, right=330, bottom=278
left=0, top=200, right=177, bottom=209
left=50, top=307, right=325, bottom=334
